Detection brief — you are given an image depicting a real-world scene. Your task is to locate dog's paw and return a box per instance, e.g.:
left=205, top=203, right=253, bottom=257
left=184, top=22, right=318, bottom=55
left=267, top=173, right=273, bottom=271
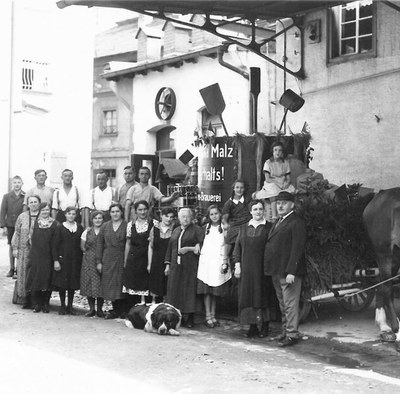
left=169, top=329, right=180, bottom=336
left=125, top=320, right=134, bottom=329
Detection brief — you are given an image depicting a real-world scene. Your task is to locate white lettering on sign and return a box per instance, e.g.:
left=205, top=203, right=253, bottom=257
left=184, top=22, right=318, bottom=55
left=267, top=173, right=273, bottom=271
left=197, top=192, right=222, bottom=202
left=204, top=143, right=233, bottom=158
left=200, top=167, right=225, bottom=181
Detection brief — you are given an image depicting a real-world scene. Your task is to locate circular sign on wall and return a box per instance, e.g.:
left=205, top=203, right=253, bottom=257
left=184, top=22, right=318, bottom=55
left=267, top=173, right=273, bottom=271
left=155, top=87, right=176, bottom=120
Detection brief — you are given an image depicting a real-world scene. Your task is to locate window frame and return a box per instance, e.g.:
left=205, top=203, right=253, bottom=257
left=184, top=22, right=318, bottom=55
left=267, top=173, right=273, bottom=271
left=101, top=108, right=118, bottom=136
left=327, top=0, right=377, bottom=65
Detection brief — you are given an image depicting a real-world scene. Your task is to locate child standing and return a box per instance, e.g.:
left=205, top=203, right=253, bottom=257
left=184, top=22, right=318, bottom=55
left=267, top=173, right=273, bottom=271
left=52, top=206, right=83, bottom=315
left=80, top=210, right=104, bottom=317
left=147, top=207, right=175, bottom=303
left=197, top=205, right=231, bottom=328
left=222, top=180, right=251, bottom=262
left=0, top=175, right=25, bottom=278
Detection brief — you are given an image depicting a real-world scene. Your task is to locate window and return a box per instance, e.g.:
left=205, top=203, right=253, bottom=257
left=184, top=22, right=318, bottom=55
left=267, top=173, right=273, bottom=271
left=102, top=109, right=117, bottom=134
left=22, top=59, right=50, bottom=93
left=329, top=0, right=374, bottom=60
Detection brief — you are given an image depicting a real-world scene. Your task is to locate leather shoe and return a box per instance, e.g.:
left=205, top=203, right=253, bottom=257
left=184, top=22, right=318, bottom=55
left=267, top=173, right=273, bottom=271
left=33, top=305, right=42, bottom=313
left=258, top=322, right=269, bottom=338
left=85, top=310, right=96, bottom=317
left=105, top=310, right=119, bottom=320
left=6, top=270, right=14, bottom=278
left=42, top=305, right=49, bottom=313
left=278, top=336, right=299, bottom=347
left=186, top=315, right=194, bottom=328
left=58, top=305, right=66, bottom=315
left=66, top=306, right=76, bottom=316
left=96, top=310, right=105, bottom=318
left=245, top=324, right=259, bottom=338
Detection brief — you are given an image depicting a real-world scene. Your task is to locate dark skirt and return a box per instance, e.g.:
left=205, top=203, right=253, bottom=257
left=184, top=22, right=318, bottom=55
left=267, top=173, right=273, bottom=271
left=197, top=279, right=230, bottom=297
left=148, top=230, right=170, bottom=296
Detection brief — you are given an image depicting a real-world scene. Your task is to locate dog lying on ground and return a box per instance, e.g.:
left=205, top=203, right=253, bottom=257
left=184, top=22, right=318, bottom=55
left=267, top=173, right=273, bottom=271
left=125, top=303, right=182, bottom=336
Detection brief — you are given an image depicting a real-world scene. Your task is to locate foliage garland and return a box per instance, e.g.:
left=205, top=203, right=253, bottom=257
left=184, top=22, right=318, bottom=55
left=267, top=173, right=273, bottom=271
left=296, top=180, right=376, bottom=294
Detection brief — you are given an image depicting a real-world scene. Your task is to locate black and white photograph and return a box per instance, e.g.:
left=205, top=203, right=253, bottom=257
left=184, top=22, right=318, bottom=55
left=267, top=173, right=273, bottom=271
left=1, top=0, right=400, bottom=393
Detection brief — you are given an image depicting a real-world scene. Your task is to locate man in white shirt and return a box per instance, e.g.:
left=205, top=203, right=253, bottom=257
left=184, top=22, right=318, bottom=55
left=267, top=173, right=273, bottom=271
left=83, top=171, right=115, bottom=227
left=52, top=169, right=81, bottom=223
left=23, top=169, right=54, bottom=209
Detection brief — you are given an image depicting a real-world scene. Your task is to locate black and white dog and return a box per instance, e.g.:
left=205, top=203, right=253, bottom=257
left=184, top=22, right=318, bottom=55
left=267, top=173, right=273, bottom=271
left=125, top=303, right=182, bottom=336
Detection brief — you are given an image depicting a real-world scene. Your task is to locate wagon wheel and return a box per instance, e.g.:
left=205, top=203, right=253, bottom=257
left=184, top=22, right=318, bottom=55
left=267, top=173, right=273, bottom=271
left=337, top=288, right=375, bottom=312
left=299, top=286, right=312, bottom=323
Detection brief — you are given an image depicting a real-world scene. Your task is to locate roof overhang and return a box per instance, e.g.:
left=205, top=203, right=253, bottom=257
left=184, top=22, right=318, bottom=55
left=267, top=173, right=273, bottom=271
left=147, top=124, right=176, bottom=134
left=57, top=1, right=346, bottom=21
left=102, top=45, right=220, bottom=80
left=57, top=1, right=347, bottom=79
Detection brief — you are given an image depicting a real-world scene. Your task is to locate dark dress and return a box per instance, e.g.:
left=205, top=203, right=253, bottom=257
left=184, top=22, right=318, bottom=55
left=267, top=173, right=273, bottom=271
left=165, top=224, right=204, bottom=314
left=122, top=220, right=154, bottom=293
left=96, top=220, right=127, bottom=301
left=233, top=221, right=273, bottom=324
left=149, top=226, right=171, bottom=296
left=52, top=223, right=83, bottom=290
left=26, top=220, right=58, bottom=292
left=80, top=228, right=101, bottom=298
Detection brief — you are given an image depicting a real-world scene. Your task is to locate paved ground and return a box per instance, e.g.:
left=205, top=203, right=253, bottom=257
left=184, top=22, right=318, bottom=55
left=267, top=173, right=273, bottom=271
left=1, top=236, right=400, bottom=393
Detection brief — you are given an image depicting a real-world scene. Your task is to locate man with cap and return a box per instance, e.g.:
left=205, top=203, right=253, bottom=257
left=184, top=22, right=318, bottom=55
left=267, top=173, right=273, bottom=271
left=264, top=191, right=306, bottom=347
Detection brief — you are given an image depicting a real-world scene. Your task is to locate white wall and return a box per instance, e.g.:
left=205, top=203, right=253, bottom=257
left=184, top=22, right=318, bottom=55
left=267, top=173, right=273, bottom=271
left=275, top=3, right=400, bottom=190
left=2, top=0, right=94, bottom=197
left=0, top=0, right=13, bottom=197
left=131, top=49, right=272, bottom=158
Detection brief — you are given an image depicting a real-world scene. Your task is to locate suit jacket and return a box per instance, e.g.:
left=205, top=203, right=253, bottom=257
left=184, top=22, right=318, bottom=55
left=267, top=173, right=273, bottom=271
left=264, top=211, right=307, bottom=277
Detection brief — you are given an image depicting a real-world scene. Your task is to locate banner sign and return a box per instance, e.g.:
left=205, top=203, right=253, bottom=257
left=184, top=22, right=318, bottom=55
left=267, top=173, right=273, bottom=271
left=197, top=137, right=234, bottom=208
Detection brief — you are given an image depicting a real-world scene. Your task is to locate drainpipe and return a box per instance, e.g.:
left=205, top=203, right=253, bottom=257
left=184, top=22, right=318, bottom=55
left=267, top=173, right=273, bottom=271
left=8, top=1, right=15, bottom=190
left=217, top=45, right=252, bottom=133
left=277, top=19, right=288, bottom=134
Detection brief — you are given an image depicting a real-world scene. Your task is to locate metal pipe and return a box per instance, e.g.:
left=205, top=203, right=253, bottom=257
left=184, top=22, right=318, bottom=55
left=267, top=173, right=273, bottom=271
left=217, top=45, right=249, bottom=79
left=7, top=0, right=16, bottom=191
left=277, top=19, right=288, bottom=134
left=310, top=288, right=361, bottom=302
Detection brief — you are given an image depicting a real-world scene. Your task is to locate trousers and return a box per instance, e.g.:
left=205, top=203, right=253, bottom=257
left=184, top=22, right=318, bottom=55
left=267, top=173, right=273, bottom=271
left=272, top=275, right=302, bottom=338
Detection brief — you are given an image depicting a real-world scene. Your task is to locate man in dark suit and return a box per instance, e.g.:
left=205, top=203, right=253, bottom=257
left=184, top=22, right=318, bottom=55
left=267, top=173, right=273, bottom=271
left=264, top=191, right=306, bottom=347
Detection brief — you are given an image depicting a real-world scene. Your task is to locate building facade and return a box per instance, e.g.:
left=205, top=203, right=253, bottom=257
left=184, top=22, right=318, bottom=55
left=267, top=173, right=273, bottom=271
left=0, top=0, right=93, bottom=195
left=100, top=16, right=276, bottom=192
left=92, top=18, right=138, bottom=187
left=274, top=0, right=400, bottom=190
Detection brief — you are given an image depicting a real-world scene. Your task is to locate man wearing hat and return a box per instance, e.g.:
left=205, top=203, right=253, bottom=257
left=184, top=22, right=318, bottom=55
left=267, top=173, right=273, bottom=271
left=264, top=191, right=306, bottom=347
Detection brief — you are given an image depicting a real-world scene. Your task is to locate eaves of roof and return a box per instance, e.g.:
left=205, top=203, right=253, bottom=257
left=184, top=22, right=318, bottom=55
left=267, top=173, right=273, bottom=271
left=57, top=1, right=347, bottom=22
left=101, top=45, right=221, bottom=80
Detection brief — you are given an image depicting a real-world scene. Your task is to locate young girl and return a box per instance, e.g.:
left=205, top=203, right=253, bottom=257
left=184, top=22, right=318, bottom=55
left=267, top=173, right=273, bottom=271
left=147, top=207, right=175, bottom=304
left=197, top=205, right=231, bottom=328
left=222, top=180, right=251, bottom=261
left=256, top=141, right=295, bottom=220
left=80, top=210, right=104, bottom=317
left=52, top=206, right=84, bottom=315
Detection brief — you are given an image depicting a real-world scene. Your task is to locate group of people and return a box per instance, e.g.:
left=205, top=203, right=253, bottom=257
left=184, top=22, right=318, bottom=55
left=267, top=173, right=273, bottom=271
left=1, top=141, right=307, bottom=347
